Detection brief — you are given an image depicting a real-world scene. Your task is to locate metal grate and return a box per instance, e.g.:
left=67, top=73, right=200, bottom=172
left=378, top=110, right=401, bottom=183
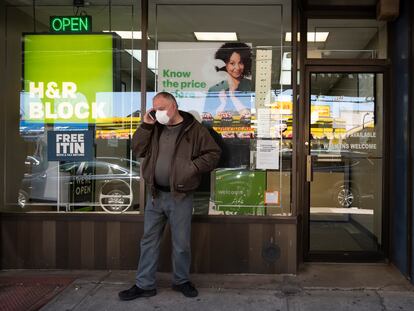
left=0, top=276, right=75, bottom=311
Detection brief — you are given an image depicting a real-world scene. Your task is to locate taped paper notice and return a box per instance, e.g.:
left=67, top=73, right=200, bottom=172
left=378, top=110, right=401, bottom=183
left=256, top=139, right=279, bottom=169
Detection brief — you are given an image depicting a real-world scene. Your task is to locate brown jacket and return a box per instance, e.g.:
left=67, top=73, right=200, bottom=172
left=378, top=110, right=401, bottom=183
left=131, top=111, right=221, bottom=196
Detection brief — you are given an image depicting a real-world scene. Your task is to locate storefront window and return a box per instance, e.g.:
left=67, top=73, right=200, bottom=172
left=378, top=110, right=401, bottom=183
left=150, top=2, right=293, bottom=216
left=2, top=1, right=293, bottom=215
left=3, top=0, right=142, bottom=213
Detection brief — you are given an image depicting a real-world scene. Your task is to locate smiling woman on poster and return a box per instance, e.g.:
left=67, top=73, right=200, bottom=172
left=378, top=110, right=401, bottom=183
left=207, top=42, right=252, bottom=114
left=209, top=42, right=252, bottom=92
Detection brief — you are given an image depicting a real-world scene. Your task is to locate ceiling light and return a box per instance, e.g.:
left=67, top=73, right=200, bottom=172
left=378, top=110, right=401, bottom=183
left=194, top=32, right=238, bottom=41
left=285, top=32, right=329, bottom=42
left=103, top=31, right=149, bottom=40
left=125, top=49, right=157, bottom=74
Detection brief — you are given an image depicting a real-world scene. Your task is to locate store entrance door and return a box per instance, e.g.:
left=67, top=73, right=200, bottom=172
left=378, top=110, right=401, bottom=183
left=304, top=66, right=388, bottom=261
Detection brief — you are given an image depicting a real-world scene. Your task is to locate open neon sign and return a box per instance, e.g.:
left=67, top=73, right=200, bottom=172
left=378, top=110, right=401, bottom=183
left=50, top=16, right=92, bottom=33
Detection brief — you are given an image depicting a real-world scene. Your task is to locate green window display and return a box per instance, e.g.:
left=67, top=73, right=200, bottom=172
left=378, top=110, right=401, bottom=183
left=213, top=169, right=266, bottom=215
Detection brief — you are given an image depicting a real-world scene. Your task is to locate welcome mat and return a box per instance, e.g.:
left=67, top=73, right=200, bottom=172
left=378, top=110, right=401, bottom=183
left=0, top=275, right=75, bottom=311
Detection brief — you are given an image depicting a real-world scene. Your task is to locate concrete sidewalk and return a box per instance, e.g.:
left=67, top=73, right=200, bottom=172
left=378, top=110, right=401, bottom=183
left=2, top=264, right=414, bottom=311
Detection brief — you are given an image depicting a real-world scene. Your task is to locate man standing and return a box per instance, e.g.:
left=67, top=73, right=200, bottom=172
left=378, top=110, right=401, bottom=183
left=119, top=92, right=221, bottom=300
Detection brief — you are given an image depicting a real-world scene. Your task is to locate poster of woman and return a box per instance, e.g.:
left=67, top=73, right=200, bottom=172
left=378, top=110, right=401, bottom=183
left=208, top=42, right=252, bottom=93
left=157, top=41, right=254, bottom=139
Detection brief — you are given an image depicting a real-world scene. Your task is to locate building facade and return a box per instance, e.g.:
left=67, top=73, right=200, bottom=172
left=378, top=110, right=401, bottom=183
left=1, top=0, right=413, bottom=283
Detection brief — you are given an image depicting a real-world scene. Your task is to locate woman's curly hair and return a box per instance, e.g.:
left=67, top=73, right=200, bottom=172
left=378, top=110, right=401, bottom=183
left=214, top=42, right=252, bottom=77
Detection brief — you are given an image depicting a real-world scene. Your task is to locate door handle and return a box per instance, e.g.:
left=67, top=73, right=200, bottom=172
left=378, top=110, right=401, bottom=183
left=306, top=155, right=313, bottom=182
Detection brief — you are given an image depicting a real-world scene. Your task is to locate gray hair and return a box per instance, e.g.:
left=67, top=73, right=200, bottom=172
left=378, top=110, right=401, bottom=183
left=153, top=91, right=178, bottom=107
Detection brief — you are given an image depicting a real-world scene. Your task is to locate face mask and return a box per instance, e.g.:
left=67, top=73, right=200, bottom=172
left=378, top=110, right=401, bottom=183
left=155, top=110, right=170, bottom=125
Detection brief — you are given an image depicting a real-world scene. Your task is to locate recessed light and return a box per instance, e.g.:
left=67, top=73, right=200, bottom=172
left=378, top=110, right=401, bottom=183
left=103, top=31, right=149, bottom=40
left=285, top=32, right=329, bottom=42
left=125, top=49, right=157, bottom=73
left=194, top=32, right=238, bottom=41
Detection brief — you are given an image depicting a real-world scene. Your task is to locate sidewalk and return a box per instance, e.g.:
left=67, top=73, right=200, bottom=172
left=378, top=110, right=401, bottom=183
left=2, top=263, right=414, bottom=311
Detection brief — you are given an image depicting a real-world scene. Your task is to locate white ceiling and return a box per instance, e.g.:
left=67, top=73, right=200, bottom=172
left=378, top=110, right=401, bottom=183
left=152, top=4, right=288, bottom=46
left=4, top=0, right=382, bottom=88
left=5, top=1, right=379, bottom=50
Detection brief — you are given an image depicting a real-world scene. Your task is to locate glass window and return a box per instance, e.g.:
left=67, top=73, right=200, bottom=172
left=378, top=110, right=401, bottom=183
left=3, top=0, right=293, bottom=216
left=3, top=0, right=141, bottom=213
left=307, top=19, right=387, bottom=59
left=309, top=72, right=384, bottom=253
left=149, top=2, right=293, bottom=216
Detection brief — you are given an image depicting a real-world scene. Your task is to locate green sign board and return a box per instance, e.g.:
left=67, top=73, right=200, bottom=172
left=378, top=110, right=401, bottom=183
left=50, top=16, right=92, bottom=33
left=213, top=169, right=266, bottom=215
left=22, top=34, right=115, bottom=124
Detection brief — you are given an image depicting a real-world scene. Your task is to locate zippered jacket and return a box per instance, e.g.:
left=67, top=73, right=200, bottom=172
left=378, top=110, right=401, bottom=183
left=131, top=111, right=221, bottom=197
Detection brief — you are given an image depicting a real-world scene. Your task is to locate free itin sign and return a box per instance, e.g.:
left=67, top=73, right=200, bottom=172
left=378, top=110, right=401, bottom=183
left=47, top=130, right=93, bottom=161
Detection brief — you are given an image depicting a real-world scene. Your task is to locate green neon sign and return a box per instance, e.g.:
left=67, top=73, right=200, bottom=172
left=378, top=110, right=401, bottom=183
left=50, top=16, right=92, bottom=33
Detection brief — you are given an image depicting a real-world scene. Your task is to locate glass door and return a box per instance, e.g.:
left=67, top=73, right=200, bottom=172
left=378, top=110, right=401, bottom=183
left=305, top=66, right=387, bottom=261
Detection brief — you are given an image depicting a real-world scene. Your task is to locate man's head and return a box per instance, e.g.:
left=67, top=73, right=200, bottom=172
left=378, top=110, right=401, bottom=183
left=152, top=92, right=180, bottom=125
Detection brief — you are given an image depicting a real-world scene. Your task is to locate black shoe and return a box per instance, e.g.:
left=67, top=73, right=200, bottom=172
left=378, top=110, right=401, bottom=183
left=118, top=285, right=156, bottom=301
left=172, top=281, right=198, bottom=298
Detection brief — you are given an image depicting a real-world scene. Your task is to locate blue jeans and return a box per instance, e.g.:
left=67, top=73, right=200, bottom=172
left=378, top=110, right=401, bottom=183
left=135, top=190, right=193, bottom=290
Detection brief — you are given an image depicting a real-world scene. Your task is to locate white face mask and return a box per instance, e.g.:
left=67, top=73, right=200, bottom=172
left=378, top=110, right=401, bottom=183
left=155, top=110, right=170, bottom=125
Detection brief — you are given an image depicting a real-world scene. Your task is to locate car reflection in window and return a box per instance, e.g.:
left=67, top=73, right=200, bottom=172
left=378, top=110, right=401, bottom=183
left=18, top=157, right=140, bottom=213
left=279, top=146, right=375, bottom=209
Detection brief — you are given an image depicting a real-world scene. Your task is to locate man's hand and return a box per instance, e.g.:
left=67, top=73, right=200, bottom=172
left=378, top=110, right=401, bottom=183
left=143, top=108, right=156, bottom=124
